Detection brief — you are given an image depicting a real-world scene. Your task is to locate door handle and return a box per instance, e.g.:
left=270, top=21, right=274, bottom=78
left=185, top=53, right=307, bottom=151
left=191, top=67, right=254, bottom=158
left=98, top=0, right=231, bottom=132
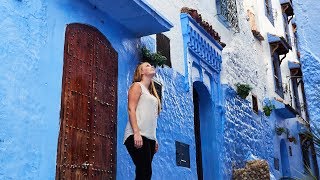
left=81, top=162, right=92, bottom=170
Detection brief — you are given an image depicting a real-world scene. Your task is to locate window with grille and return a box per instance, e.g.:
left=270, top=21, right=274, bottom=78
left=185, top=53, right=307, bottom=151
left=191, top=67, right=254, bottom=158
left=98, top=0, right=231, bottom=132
left=290, top=69, right=301, bottom=114
left=156, top=33, right=171, bottom=67
left=265, top=0, right=274, bottom=25
left=216, top=0, right=239, bottom=31
left=252, top=95, right=258, bottom=114
left=272, top=53, right=284, bottom=98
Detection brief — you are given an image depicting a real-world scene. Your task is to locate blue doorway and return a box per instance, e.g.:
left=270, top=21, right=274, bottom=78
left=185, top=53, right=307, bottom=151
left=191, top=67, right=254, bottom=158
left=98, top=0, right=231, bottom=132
left=193, top=81, right=216, bottom=179
left=280, top=139, right=291, bottom=177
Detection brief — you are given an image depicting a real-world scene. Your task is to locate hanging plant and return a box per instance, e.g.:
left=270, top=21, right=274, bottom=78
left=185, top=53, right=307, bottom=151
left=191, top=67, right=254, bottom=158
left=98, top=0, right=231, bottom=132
left=235, top=83, right=252, bottom=99
left=141, top=46, right=167, bottom=67
left=275, top=126, right=286, bottom=136
left=263, top=102, right=275, bottom=116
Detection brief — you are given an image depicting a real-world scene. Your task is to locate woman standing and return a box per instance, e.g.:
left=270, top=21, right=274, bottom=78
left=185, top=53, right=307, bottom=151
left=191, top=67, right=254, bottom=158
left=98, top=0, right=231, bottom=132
left=123, top=62, right=161, bottom=180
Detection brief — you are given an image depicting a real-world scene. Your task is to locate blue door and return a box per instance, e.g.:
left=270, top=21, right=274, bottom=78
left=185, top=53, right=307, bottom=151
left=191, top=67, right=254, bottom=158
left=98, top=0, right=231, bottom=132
left=280, top=139, right=291, bottom=177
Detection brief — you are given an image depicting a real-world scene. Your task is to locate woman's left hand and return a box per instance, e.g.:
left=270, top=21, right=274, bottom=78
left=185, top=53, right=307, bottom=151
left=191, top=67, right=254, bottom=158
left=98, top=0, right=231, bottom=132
left=155, top=142, right=159, bottom=153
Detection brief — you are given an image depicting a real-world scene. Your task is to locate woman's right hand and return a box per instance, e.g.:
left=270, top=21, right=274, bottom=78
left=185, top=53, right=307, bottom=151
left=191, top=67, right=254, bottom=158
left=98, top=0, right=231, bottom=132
left=134, top=132, right=143, bottom=149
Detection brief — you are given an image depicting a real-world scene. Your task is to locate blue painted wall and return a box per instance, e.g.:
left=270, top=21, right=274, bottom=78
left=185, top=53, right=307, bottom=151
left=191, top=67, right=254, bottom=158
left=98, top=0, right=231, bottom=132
left=0, top=0, right=139, bottom=179
left=293, top=0, right=320, bottom=174
left=119, top=67, right=198, bottom=180
left=271, top=114, right=305, bottom=179
left=292, top=1, right=320, bottom=131
left=221, top=85, right=274, bottom=179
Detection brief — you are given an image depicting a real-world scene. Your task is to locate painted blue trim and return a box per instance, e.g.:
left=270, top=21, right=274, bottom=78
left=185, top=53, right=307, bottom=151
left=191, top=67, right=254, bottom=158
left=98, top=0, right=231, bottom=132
left=288, top=60, right=300, bottom=69
left=180, top=12, right=224, bottom=179
left=180, top=13, right=223, bottom=92
left=181, top=13, right=223, bottom=51
left=134, top=0, right=173, bottom=28
left=181, top=14, right=191, bottom=91
left=88, top=0, right=173, bottom=37
left=272, top=99, right=297, bottom=118
left=267, top=33, right=292, bottom=51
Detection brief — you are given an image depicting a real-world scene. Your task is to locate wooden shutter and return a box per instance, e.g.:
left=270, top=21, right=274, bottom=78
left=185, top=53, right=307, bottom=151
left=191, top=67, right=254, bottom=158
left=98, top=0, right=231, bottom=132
left=156, top=33, right=171, bottom=67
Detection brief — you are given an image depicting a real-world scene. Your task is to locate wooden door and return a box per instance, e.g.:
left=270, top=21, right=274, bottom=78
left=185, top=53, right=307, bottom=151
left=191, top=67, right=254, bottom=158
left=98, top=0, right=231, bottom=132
left=56, top=23, right=118, bottom=180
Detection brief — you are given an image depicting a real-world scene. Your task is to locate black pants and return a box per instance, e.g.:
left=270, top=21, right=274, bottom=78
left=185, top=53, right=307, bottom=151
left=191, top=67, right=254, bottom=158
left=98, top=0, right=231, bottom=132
left=125, top=135, right=156, bottom=180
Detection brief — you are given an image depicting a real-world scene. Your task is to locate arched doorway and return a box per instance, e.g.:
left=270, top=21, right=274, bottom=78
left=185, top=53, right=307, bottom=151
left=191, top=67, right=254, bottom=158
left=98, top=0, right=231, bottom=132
left=56, top=23, right=118, bottom=179
left=193, top=81, right=216, bottom=180
left=280, top=139, right=291, bottom=178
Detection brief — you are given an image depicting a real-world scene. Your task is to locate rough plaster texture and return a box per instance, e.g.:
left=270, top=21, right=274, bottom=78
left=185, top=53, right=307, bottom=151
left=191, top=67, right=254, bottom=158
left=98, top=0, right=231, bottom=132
left=150, top=68, right=196, bottom=179
left=0, top=0, right=48, bottom=179
left=221, top=85, right=274, bottom=179
left=293, top=0, right=320, bottom=174
left=293, top=0, right=320, bottom=128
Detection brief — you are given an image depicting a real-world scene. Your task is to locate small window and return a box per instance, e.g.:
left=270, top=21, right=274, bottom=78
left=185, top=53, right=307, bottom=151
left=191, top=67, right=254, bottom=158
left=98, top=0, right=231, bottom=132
left=156, top=33, right=171, bottom=67
left=290, top=69, right=301, bottom=114
left=283, top=13, right=291, bottom=46
left=153, top=81, right=162, bottom=103
left=252, top=95, right=258, bottom=114
left=265, top=0, right=274, bottom=25
left=274, top=157, right=279, bottom=171
left=272, top=53, right=284, bottom=98
left=216, top=0, right=239, bottom=31
left=289, top=146, right=293, bottom=156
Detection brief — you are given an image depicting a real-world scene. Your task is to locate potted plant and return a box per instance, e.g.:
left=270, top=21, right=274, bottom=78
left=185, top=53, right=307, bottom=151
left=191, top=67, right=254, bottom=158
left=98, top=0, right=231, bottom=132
left=141, top=46, right=167, bottom=67
left=235, top=83, right=252, bottom=99
left=263, top=103, right=275, bottom=116
left=275, top=127, right=286, bottom=136
left=288, top=136, right=297, bottom=144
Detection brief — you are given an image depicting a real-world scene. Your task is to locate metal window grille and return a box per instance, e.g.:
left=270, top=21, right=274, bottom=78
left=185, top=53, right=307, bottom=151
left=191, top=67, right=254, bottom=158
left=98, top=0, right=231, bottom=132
left=218, top=0, right=239, bottom=31
left=265, top=0, right=274, bottom=25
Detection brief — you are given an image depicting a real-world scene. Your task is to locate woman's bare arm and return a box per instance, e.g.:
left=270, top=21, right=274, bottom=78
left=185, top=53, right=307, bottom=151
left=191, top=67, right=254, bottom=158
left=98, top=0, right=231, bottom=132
left=128, top=83, right=143, bottom=148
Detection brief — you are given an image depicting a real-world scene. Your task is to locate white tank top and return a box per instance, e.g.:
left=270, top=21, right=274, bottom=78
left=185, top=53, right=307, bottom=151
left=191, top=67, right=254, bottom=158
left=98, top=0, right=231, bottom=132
left=123, top=82, right=159, bottom=143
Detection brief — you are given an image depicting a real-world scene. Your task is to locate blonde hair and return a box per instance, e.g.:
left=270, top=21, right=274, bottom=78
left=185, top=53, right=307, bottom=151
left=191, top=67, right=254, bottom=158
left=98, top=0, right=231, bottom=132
left=132, top=62, right=162, bottom=114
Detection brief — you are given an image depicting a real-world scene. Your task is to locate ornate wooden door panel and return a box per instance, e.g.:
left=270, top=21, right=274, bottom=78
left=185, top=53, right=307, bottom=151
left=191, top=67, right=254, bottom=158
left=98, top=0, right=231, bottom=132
left=56, top=23, right=117, bottom=180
